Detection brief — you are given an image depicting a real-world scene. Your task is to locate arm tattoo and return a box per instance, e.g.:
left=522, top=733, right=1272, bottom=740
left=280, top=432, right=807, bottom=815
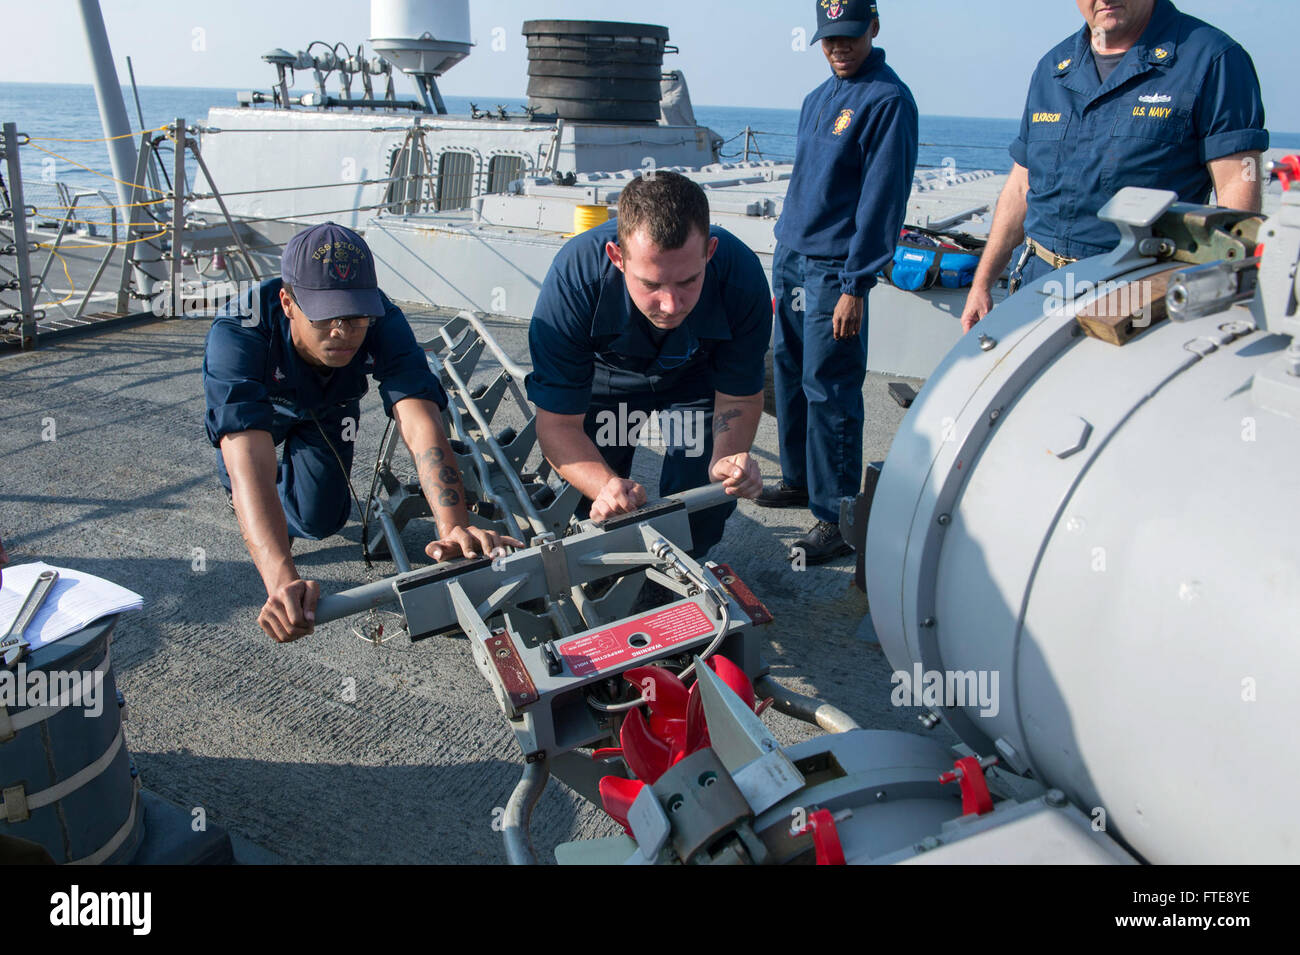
left=413, top=447, right=444, bottom=481
left=713, top=408, right=743, bottom=435
left=414, top=445, right=463, bottom=512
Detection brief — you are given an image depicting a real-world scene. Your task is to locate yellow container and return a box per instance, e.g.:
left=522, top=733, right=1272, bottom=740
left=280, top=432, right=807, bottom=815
left=572, top=204, right=611, bottom=234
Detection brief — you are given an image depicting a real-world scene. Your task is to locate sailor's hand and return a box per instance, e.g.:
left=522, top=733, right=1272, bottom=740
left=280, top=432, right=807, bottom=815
left=259, top=578, right=319, bottom=643
left=961, top=286, right=993, bottom=333
left=711, top=453, right=762, bottom=499
left=832, top=294, right=864, bottom=341
left=590, top=478, right=647, bottom=522
left=425, top=527, right=523, bottom=563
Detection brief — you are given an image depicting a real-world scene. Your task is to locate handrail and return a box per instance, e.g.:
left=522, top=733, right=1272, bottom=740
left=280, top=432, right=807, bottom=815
left=315, top=483, right=735, bottom=624
left=454, top=311, right=529, bottom=380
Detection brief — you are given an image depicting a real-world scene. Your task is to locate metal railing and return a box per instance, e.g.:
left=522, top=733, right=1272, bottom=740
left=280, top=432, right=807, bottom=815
left=1, top=123, right=38, bottom=348
left=0, top=115, right=456, bottom=348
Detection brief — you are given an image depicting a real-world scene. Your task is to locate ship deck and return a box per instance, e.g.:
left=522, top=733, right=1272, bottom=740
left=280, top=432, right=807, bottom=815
left=0, top=305, right=952, bottom=864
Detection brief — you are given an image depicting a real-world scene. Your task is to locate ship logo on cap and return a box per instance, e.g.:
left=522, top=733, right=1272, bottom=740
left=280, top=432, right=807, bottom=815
left=313, top=240, right=368, bottom=283
left=822, top=0, right=846, bottom=20
left=832, top=108, right=854, bottom=135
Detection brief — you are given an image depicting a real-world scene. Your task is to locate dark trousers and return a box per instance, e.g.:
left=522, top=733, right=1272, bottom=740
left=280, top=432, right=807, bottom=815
left=578, top=390, right=735, bottom=556
left=771, top=243, right=868, bottom=523
left=216, top=401, right=358, bottom=541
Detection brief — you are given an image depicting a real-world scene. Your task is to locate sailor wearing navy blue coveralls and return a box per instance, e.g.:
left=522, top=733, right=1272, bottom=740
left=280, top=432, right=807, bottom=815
left=203, top=223, right=518, bottom=643
left=755, top=0, right=918, bottom=565
left=961, top=0, right=1267, bottom=332
left=526, top=172, right=771, bottom=556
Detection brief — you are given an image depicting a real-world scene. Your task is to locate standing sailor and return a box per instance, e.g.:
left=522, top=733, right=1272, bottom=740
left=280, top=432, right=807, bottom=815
left=526, top=171, right=770, bottom=556
left=204, top=223, right=518, bottom=642
left=755, top=0, right=918, bottom=564
left=961, top=0, right=1268, bottom=331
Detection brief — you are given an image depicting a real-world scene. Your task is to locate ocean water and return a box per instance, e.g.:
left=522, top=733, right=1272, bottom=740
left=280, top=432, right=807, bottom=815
left=0, top=82, right=1019, bottom=215
left=3, top=80, right=1296, bottom=222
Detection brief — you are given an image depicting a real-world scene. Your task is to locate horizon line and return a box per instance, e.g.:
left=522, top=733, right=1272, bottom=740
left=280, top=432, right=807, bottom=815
left=0, top=79, right=1027, bottom=124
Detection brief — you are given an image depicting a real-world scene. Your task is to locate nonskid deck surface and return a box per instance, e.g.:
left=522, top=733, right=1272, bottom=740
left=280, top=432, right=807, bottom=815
left=0, top=308, right=948, bottom=863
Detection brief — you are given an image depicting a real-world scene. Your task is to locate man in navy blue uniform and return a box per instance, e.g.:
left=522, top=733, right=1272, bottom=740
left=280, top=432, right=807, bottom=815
left=526, top=172, right=770, bottom=556
left=755, top=0, right=918, bottom=564
left=961, top=0, right=1267, bottom=331
left=204, top=223, right=517, bottom=642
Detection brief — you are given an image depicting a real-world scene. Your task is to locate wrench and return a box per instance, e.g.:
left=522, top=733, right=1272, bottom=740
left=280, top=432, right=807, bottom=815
left=1, top=569, right=59, bottom=667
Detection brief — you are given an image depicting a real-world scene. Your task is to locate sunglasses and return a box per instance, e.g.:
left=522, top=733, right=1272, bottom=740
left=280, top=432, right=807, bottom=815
left=306, top=315, right=372, bottom=331
left=285, top=291, right=373, bottom=331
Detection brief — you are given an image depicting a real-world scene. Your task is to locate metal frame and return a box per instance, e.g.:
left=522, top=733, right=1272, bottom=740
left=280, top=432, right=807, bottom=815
left=114, top=129, right=162, bottom=315
left=2, top=123, right=39, bottom=348
left=363, top=312, right=579, bottom=570
left=28, top=190, right=118, bottom=326
left=313, top=307, right=796, bottom=858
left=319, top=482, right=762, bottom=817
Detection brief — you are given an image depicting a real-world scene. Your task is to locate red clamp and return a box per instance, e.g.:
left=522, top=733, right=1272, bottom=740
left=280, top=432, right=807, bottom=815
left=939, top=755, right=998, bottom=816
left=1270, top=155, right=1300, bottom=191
left=797, top=808, right=847, bottom=865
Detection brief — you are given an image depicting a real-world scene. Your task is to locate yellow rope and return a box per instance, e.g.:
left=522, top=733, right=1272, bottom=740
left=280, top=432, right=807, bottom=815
left=37, top=199, right=167, bottom=211
left=27, top=125, right=169, bottom=144
left=30, top=213, right=153, bottom=228
left=38, top=247, right=76, bottom=307
left=33, top=227, right=168, bottom=251
left=25, top=142, right=167, bottom=196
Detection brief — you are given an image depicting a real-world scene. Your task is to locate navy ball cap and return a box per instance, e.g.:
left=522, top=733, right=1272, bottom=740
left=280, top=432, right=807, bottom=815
left=812, top=0, right=879, bottom=42
left=281, top=222, right=384, bottom=320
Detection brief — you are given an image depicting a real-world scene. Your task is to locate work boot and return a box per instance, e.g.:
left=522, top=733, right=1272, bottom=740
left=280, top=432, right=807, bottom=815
left=754, top=481, right=810, bottom=509
left=790, top=521, right=852, bottom=565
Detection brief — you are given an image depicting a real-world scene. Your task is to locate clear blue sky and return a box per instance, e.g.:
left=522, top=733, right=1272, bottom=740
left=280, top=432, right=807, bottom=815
left=5, top=1, right=1297, bottom=128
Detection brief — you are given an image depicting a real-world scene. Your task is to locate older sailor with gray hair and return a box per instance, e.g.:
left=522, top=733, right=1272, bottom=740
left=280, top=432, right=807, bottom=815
left=960, top=0, right=1268, bottom=332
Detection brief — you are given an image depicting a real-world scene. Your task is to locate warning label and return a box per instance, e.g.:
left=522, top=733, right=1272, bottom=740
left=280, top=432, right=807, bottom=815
left=560, top=603, right=716, bottom=677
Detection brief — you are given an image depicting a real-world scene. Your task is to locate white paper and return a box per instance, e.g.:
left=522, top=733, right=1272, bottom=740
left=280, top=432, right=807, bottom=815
left=0, top=561, right=143, bottom=651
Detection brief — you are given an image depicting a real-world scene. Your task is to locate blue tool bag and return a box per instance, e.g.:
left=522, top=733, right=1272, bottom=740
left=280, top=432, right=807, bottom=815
left=887, top=246, right=940, bottom=291
left=938, top=251, right=979, bottom=289
left=882, top=231, right=982, bottom=291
